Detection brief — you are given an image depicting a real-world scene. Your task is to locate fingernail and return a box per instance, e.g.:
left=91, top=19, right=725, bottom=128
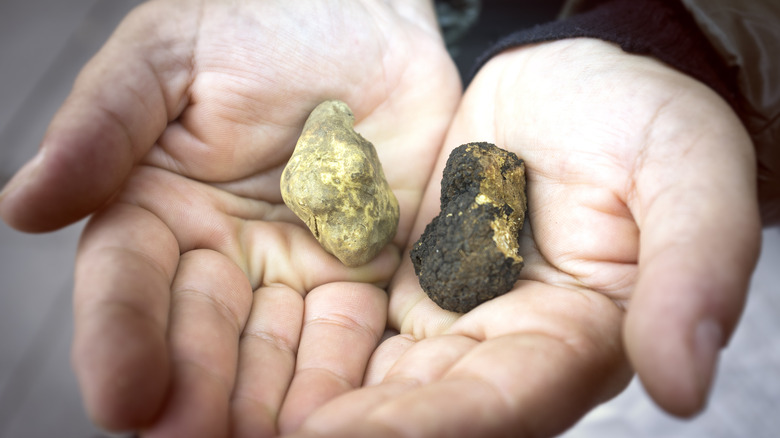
left=0, top=151, right=45, bottom=202
left=694, top=318, right=723, bottom=399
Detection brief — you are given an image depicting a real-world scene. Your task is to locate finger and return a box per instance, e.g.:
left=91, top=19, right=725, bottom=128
left=230, top=284, right=304, bottom=438
left=72, top=203, right=179, bottom=431
left=369, top=335, right=476, bottom=388
left=296, top=335, right=477, bottom=434
left=0, top=2, right=194, bottom=232
left=387, top=256, right=461, bottom=339
left=363, top=333, right=414, bottom=386
left=625, top=95, right=762, bottom=416
left=248, top=220, right=402, bottom=293
left=376, top=334, right=623, bottom=438
left=144, top=249, right=253, bottom=438
left=296, top=282, right=629, bottom=437
left=297, top=323, right=628, bottom=438
left=278, top=283, right=388, bottom=434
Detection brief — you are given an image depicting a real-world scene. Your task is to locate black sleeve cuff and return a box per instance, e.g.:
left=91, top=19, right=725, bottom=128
left=472, top=0, right=739, bottom=111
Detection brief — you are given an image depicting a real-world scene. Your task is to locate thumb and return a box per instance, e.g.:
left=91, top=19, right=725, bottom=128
left=0, top=3, right=194, bottom=232
left=624, top=95, right=762, bottom=417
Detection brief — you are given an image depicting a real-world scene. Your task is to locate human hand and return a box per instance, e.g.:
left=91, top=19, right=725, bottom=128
left=284, top=39, right=762, bottom=437
left=0, top=0, right=460, bottom=435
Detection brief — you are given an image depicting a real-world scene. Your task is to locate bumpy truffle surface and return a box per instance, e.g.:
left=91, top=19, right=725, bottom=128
left=280, top=100, right=399, bottom=267
left=410, top=142, right=526, bottom=313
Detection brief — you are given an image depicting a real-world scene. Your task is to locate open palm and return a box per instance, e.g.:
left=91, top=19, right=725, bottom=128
left=288, top=39, right=763, bottom=437
left=1, top=0, right=460, bottom=436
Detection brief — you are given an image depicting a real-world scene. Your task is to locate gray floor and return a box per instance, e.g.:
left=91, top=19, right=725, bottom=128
left=0, top=1, right=778, bottom=437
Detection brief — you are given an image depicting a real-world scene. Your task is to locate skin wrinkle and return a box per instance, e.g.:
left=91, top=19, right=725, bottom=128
left=211, top=191, right=279, bottom=222
left=400, top=292, right=461, bottom=341
left=517, top=331, right=623, bottom=403
left=87, top=243, right=175, bottom=290
left=120, top=170, right=241, bottom=256
left=239, top=328, right=299, bottom=358
left=374, top=335, right=460, bottom=389
left=172, top=286, right=247, bottom=335
left=554, top=256, right=633, bottom=288
left=634, top=94, right=675, bottom=160
left=521, top=224, right=584, bottom=291
left=90, top=99, right=139, bottom=165
left=172, top=92, right=297, bottom=181
left=259, top=226, right=303, bottom=293
left=627, top=94, right=702, bottom=224
left=548, top=234, right=637, bottom=292
left=361, top=418, right=417, bottom=438
left=153, top=125, right=209, bottom=179
left=71, top=295, right=170, bottom=430
left=244, top=231, right=293, bottom=293
left=368, top=379, right=520, bottom=438
left=146, top=141, right=189, bottom=177
left=232, top=171, right=288, bottom=201
left=183, top=0, right=204, bottom=108
left=294, top=367, right=355, bottom=393
left=563, top=297, right=623, bottom=356
left=231, top=282, right=303, bottom=433
left=135, top=53, right=178, bottom=124
left=122, top=2, right=201, bottom=118
left=78, top=295, right=166, bottom=338
left=589, top=264, right=637, bottom=298
left=463, top=284, right=623, bottom=355
left=233, top=220, right=255, bottom=284
left=112, top=11, right=193, bottom=138
left=638, top=184, right=711, bottom=253
left=75, top=245, right=174, bottom=330
left=116, top=74, right=163, bottom=149
left=71, top=237, right=173, bottom=430
left=231, top=391, right=277, bottom=414
left=171, top=358, right=236, bottom=401
left=304, top=311, right=383, bottom=348
left=80, top=199, right=180, bottom=253
left=580, top=186, right=635, bottom=221
left=457, top=322, right=603, bottom=363
left=394, top=294, right=430, bottom=337
left=230, top=393, right=279, bottom=433
left=453, top=375, right=516, bottom=427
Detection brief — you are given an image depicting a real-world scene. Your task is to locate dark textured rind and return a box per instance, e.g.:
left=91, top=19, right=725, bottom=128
left=411, top=142, right=526, bottom=313
left=280, top=100, right=399, bottom=267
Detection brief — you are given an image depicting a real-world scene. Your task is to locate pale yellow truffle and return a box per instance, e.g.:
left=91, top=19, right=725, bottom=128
left=280, top=100, right=400, bottom=267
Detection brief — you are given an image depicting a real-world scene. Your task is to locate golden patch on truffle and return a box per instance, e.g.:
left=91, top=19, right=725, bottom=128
left=280, top=100, right=400, bottom=267
left=411, top=142, right=526, bottom=313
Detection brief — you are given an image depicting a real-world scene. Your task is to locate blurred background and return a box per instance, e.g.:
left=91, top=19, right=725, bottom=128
left=1, top=0, right=778, bottom=437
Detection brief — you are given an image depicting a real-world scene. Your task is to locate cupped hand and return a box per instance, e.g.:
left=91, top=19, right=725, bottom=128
left=0, top=0, right=460, bottom=436
left=287, top=39, right=762, bottom=437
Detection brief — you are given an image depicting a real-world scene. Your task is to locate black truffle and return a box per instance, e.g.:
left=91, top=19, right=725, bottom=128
left=410, top=142, right=527, bottom=313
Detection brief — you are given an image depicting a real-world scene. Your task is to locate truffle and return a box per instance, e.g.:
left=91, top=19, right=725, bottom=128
left=410, top=142, right=526, bottom=313
left=280, top=100, right=400, bottom=267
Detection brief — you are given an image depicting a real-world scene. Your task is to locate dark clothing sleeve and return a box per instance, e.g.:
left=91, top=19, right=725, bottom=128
left=473, top=0, right=739, bottom=112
